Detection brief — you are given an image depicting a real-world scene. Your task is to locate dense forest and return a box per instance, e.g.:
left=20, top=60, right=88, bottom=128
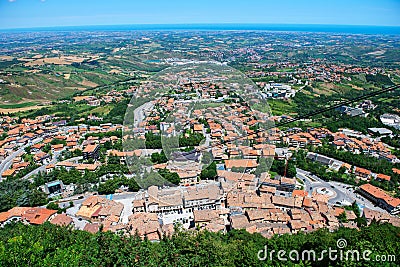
left=0, top=178, right=47, bottom=212
left=0, top=222, right=398, bottom=266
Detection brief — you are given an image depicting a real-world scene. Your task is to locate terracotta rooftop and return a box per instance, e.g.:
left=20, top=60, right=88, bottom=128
left=376, top=173, right=391, bottom=181
left=217, top=170, right=255, bottom=182
left=292, top=190, right=308, bottom=198
left=246, top=210, right=270, bottom=222
left=83, top=144, right=99, bottom=153
left=224, top=159, right=258, bottom=169
left=109, top=149, right=141, bottom=157
left=345, top=210, right=357, bottom=221
left=77, top=196, right=123, bottom=219
left=193, top=209, right=220, bottom=223
left=83, top=223, right=100, bottom=234
left=359, top=183, right=400, bottom=208
left=355, top=167, right=371, bottom=175
left=0, top=207, right=31, bottom=222
left=205, top=220, right=226, bottom=233
left=363, top=207, right=391, bottom=222
left=22, top=208, right=57, bottom=225
left=76, top=163, right=99, bottom=171
left=230, top=215, right=250, bottom=229
left=128, top=212, right=160, bottom=240
left=272, top=195, right=295, bottom=208
left=193, top=124, right=203, bottom=131
left=1, top=169, right=16, bottom=177
left=46, top=164, right=55, bottom=169
left=50, top=213, right=73, bottom=226
left=184, top=184, right=220, bottom=201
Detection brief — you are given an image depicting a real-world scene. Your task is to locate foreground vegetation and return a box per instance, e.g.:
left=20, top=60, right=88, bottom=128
left=0, top=222, right=398, bottom=266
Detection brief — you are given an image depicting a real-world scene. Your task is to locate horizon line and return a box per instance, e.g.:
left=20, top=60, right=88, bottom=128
left=1, top=22, right=400, bottom=32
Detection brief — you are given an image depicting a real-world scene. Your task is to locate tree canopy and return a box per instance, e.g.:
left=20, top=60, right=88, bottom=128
left=0, top=222, right=398, bottom=266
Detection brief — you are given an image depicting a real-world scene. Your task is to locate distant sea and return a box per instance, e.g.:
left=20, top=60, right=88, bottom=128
left=2, top=24, right=400, bottom=35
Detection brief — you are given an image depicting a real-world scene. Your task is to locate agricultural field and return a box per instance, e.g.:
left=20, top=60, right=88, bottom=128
left=0, top=45, right=160, bottom=106
left=0, top=62, right=124, bottom=104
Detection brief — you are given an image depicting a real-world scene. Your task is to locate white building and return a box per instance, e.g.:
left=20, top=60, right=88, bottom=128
left=132, top=182, right=224, bottom=228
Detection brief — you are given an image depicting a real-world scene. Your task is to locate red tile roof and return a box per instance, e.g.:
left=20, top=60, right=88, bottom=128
left=376, top=173, right=391, bottom=181
left=50, top=213, right=73, bottom=226
left=359, top=184, right=400, bottom=208
left=21, top=208, right=57, bottom=225
left=355, top=167, right=371, bottom=175
left=292, top=190, right=308, bottom=197
left=83, top=144, right=98, bottom=153
left=224, top=159, right=258, bottom=169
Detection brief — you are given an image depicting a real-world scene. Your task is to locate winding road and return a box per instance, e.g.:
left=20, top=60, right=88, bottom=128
left=0, top=137, right=42, bottom=177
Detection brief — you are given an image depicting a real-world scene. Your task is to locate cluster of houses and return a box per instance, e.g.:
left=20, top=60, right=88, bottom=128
left=2, top=175, right=400, bottom=241
left=306, top=151, right=400, bottom=214
left=126, top=81, right=400, bottom=219
left=282, top=127, right=399, bottom=164
left=248, top=59, right=384, bottom=83
left=0, top=207, right=68, bottom=228
left=62, top=166, right=398, bottom=240
left=124, top=83, right=398, bottom=190
left=0, top=113, right=123, bottom=180
left=307, top=152, right=399, bottom=181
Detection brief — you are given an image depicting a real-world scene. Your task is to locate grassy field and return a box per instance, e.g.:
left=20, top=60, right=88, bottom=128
left=267, top=99, right=297, bottom=116
left=277, top=68, right=294, bottom=72
left=0, top=102, right=37, bottom=109
left=81, top=105, right=113, bottom=116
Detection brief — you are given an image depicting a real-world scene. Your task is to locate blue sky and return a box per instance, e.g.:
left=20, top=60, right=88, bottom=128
left=0, top=0, right=399, bottom=29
